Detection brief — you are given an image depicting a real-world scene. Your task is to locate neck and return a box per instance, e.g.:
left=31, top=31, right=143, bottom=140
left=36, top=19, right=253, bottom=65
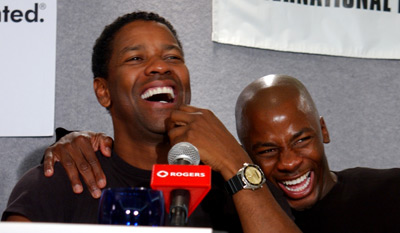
left=320, top=170, right=337, bottom=200
left=113, top=130, right=170, bottom=170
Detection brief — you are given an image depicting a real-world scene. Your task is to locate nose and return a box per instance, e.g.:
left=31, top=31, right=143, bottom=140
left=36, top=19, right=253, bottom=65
left=276, top=149, right=303, bottom=172
left=144, top=57, right=171, bottom=75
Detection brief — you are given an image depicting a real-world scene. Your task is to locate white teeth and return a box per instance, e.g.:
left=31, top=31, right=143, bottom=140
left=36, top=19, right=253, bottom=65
left=282, top=171, right=310, bottom=186
left=141, top=86, right=175, bottom=100
left=284, top=177, right=310, bottom=192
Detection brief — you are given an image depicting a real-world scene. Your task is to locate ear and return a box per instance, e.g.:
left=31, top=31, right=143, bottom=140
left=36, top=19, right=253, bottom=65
left=320, top=116, right=330, bottom=144
left=93, top=77, right=111, bottom=108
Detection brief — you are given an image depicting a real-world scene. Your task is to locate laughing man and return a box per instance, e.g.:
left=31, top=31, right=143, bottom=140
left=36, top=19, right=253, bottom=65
left=2, top=12, right=300, bottom=233
left=235, top=74, right=400, bottom=232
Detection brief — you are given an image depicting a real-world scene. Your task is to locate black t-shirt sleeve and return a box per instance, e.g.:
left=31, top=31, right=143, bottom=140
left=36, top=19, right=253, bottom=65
left=2, top=164, right=74, bottom=221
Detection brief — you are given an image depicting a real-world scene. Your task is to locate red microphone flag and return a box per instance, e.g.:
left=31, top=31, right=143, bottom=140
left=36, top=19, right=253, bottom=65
left=151, top=164, right=211, bottom=216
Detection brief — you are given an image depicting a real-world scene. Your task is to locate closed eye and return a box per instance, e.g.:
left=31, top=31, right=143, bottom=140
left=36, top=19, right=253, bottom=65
left=293, top=136, right=312, bottom=147
left=126, top=56, right=143, bottom=62
left=165, top=55, right=184, bottom=63
left=255, top=147, right=279, bottom=158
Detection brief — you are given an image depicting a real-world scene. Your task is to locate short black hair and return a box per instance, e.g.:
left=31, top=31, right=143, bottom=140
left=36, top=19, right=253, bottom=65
left=92, top=11, right=183, bottom=79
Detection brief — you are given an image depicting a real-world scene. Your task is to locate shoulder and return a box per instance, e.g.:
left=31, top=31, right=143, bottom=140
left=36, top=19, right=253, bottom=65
left=9, top=165, right=58, bottom=193
left=333, top=167, right=400, bottom=196
left=16, top=163, right=71, bottom=189
left=337, top=167, right=400, bottom=181
left=2, top=163, right=73, bottom=221
left=8, top=162, right=71, bottom=198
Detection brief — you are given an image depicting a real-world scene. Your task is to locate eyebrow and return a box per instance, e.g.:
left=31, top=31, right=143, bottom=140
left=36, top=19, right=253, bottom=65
left=120, top=45, right=142, bottom=54
left=252, top=142, right=277, bottom=152
left=251, top=128, right=314, bottom=151
left=120, top=44, right=183, bottom=55
left=290, top=128, right=313, bottom=142
left=163, top=44, right=183, bottom=53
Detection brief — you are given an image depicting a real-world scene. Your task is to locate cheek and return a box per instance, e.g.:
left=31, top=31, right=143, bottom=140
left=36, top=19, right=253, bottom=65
left=111, top=78, right=132, bottom=99
left=254, top=157, right=277, bottom=180
left=184, top=83, right=191, bottom=104
left=305, top=144, right=325, bottom=165
left=180, top=70, right=190, bottom=89
left=296, top=141, right=324, bottom=162
left=179, top=68, right=191, bottom=104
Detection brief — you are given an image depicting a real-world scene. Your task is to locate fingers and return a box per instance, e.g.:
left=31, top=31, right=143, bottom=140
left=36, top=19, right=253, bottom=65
left=166, top=105, right=201, bottom=130
left=168, top=124, right=190, bottom=145
left=167, top=109, right=196, bottom=145
left=69, top=135, right=104, bottom=198
left=43, top=148, right=58, bottom=177
left=166, top=105, right=251, bottom=178
left=55, top=144, right=84, bottom=194
left=167, top=106, right=213, bottom=147
left=178, top=105, right=202, bottom=113
left=43, top=131, right=110, bottom=199
left=96, top=133, right=113, bottom=157
left=89, top=132, right=113, bottom=188
left=166, top=112, right=190, bottom=132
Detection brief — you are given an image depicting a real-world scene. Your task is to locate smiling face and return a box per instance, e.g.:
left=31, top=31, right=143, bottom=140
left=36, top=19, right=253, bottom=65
left=236, top=75, right=335, bottom=211
left=95, top=20, right=191, bottom=139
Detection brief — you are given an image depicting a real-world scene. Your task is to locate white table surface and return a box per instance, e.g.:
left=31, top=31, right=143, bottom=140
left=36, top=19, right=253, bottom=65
left=0, top=222, right=213, bottom=233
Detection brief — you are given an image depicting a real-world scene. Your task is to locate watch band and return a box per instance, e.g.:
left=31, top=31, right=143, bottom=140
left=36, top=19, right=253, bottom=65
left=225, top=173, right=244, bottom=195
left=225, top=163, right=266, bottom=195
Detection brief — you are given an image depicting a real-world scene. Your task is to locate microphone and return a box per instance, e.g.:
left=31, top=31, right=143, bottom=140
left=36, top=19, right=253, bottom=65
left=168, top=141, right=200, bottom=166
left=168, top=142, right=199, bottom=226
left=151, top=142, right=211, bottom=226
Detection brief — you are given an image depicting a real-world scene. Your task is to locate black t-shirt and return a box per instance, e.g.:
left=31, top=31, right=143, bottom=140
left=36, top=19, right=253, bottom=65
left=2, top=150, right=292, bottom=232
left=293, top=167, right=400, bottom=233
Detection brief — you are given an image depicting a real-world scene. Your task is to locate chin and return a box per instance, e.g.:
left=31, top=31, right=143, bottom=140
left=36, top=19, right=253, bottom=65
left=289, top=194, right=319, bottom=211
left=150, top=125, right=168, bottom=135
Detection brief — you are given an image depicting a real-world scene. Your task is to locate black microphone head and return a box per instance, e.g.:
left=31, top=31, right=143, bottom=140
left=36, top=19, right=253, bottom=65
left=168, top=142, right=200, bottom=165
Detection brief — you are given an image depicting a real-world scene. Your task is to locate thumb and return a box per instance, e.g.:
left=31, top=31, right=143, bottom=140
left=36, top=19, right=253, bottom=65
left=99, top=135, right=113, bottom=157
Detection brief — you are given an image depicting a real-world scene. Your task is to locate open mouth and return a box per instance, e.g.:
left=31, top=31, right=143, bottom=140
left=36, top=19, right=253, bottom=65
left=279, top=171, right=311, bottom=193
left=141, top=86, right=175, bottom=103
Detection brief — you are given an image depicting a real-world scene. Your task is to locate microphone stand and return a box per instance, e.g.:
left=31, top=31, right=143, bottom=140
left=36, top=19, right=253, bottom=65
left=169, top=189, right=190, bottom=226
left=169, top=159, right=190, bottom=226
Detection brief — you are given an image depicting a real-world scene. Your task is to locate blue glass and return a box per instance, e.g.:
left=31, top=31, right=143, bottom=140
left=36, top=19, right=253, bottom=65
left=98, top=187, right=165, bottom=226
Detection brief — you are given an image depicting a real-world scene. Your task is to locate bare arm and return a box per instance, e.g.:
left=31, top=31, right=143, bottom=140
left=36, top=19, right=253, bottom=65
left=43, top=130, right=113, bottom=198
left=167, top=105, right=301, bottom=233
left=6, top=215, right=31, bottom=222
left=232, top=186, right=301, bottom=233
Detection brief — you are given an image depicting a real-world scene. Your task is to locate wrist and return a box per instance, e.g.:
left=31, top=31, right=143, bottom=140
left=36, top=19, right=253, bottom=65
left=220, top=162, right=248, bottom=181
left=220, top=150, right=253, bottom=181
left=225, top=163, right=266, bottom=195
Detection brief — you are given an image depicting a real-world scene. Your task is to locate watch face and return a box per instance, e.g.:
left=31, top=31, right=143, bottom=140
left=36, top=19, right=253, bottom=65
left=244, top=166, right=263, bottom=185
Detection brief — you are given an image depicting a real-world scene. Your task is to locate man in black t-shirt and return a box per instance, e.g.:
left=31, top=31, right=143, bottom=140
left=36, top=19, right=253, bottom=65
left=39, top=72, right=400, bottom=231
left=235, top=74, right=400, bottom=232
left=291, top=167, right=400, bottom=232
left=2, top=12, right=300, bottom=233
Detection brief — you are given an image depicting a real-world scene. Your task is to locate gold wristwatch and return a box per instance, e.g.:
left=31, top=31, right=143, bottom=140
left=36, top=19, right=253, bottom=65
left=225, top=163, right=266, bottom=195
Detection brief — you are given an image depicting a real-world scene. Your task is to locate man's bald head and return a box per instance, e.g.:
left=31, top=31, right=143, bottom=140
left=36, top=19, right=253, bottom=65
left=235, top=74, right=334, bottom=210
left=235, top=74, right=319, bottom=144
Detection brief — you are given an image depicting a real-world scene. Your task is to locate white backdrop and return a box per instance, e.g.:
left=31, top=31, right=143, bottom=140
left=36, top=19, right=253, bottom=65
left=0, top=0, right=57, bottom=136
left=212, top=0, right=400, bottom=59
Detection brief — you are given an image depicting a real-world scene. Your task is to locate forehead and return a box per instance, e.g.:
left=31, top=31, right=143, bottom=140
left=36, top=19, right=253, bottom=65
left=111, top=20, right=179, bottom=51
left=244, top=94, right=318, bottom=138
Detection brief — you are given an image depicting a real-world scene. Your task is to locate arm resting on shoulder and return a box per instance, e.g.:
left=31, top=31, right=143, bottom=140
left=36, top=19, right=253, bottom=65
left=42, top=127, right=113, bottom=198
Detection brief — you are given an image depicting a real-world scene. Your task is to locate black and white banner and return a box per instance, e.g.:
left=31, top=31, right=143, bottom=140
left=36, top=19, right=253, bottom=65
left=0, top=0, right=57, bottom=136
left=212, top=0, right=400, bottom=59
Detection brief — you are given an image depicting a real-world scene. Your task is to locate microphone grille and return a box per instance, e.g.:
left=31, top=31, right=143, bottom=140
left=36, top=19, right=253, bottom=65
left=168, top=142, right=200, bottom=165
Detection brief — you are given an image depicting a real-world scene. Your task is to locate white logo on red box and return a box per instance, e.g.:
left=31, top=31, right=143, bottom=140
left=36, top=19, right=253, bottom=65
left=156, top=170, right=206, bottom=178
